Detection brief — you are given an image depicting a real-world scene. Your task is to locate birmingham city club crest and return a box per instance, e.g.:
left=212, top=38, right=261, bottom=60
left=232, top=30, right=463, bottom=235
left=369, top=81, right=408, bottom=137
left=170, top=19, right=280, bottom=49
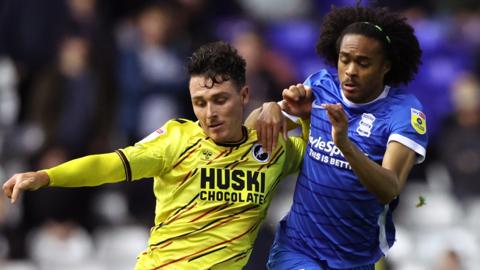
left=357, top=113, right=375, bottom=137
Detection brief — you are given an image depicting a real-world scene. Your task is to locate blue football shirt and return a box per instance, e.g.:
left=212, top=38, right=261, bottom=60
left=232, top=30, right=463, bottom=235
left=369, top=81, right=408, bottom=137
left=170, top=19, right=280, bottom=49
left=279, top=69, right=428, bottom=268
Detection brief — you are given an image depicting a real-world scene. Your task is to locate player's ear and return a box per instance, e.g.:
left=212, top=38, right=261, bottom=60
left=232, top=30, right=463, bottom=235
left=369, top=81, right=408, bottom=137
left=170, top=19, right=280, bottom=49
left=240, top=86, right=249, bottom=106
left=382, top=60, right=391, bottom=76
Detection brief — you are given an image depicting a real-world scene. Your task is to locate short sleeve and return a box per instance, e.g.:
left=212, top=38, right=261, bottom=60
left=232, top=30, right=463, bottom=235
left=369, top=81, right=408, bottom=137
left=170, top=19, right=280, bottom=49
left=388, top=100, right=428, bottom=163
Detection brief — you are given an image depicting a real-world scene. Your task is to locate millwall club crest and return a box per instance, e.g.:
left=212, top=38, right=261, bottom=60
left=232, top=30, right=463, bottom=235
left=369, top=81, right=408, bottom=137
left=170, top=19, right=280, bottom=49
left=252, top=143, right=269, bottom=162
left=356, top=113, right=375, bottom=137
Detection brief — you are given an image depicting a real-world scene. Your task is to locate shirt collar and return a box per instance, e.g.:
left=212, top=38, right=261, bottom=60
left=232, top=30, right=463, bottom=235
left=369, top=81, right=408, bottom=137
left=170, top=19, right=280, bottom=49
left=340, top=85, right=391, bottom=108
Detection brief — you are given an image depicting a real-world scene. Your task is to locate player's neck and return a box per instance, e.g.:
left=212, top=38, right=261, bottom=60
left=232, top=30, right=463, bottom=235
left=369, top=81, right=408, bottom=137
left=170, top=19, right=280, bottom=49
left=213, top=126, right=248, bottom=147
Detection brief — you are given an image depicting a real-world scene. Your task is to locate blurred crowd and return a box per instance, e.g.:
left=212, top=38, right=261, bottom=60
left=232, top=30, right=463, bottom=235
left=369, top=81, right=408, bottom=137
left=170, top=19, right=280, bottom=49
left=0, top=0, right=480, bottom=270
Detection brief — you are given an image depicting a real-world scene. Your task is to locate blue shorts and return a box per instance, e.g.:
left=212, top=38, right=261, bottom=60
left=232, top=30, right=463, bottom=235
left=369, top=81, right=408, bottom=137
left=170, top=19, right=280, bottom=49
left=266, top=229, right=375, bottom=270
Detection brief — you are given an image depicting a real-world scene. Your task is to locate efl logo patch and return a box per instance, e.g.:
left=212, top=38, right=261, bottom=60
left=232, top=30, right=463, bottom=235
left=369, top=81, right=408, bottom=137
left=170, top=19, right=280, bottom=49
left=251, top=143, right=269, bottom=163
left=356, top=113, right=375, bottom=137
left=411, top=108, right=427, bottom=135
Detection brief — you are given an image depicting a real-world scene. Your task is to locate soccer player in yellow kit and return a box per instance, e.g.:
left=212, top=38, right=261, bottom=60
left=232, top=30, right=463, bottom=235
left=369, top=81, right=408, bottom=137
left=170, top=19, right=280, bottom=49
left=3, top=41, right=306, bottom=270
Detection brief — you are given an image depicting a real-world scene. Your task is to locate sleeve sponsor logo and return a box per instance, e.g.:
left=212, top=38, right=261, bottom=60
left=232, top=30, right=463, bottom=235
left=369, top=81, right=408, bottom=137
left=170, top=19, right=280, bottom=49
left=138, top=127, right=166, bottom=143
left=411, top=108, right=427, bottom=135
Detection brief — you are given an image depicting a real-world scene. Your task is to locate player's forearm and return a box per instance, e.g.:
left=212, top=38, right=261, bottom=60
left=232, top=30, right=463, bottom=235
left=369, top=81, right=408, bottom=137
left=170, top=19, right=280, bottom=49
left=44, top=152, right=126, bottom=187
left=339, top=141, right=400, bottom=204
left=246, top=103, right=300, bottom=130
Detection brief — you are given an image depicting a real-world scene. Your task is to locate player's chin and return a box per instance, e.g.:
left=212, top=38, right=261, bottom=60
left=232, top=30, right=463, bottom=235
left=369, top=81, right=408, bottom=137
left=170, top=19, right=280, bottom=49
left=209, top=132, right=226, bottom=143
left=343, top=92, right=362, bottom=103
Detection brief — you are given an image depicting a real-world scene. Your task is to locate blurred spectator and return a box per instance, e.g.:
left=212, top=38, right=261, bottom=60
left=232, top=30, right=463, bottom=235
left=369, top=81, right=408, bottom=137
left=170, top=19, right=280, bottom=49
left=263, top=18, right=324, bottom=80
left=232, top=28, right=296, bottom=114
left=0, top=0, right=66, bottom=99
left=66, top=0, right=101, bottom=38
left=64, top=0, right=117, bottom=101
left=437, top=249, right=462, bottom=270
left=239, top=0, right=313, bottom=22
left=115, top=3, right=189, bottom=144
left=62, top=0, right=108, bottom=51
left=175, top=0, right=244, bottom=49
left=0, top=0, right=115, bottom=124
left=436, top=72, right=480, bottom=201
left=0, top=57, right=19, bottom=132
left=452, top=11, right=480, bottom=47
left=19, top=35, right=115, bottom=242
left=0, top=57, right=23, bottom=260
left=0, top=57, right=19, bottom=174
left=28, top=35, right=114, bottom=165
left=27, top=221, right=95, bottom=270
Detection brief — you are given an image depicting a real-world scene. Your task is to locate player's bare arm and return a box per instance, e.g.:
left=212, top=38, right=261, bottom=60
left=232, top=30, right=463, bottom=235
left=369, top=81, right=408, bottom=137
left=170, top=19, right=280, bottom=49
left=324, top=103, right=416, bottom=204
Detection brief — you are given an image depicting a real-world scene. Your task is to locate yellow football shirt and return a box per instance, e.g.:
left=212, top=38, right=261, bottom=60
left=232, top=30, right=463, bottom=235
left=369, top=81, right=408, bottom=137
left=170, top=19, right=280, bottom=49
left=46, top=118, right=305, bottom=269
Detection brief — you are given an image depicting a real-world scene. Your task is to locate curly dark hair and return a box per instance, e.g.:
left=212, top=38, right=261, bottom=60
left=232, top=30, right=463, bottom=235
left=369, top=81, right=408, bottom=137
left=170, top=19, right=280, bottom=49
left=316, top=6, right=422, bottom=86
left=187, top=41, right=246, bottom=89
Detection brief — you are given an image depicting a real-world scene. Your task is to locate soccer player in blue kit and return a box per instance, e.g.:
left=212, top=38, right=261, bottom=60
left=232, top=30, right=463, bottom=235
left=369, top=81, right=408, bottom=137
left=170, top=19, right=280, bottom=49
left=247, top=5, right=428, bottom=270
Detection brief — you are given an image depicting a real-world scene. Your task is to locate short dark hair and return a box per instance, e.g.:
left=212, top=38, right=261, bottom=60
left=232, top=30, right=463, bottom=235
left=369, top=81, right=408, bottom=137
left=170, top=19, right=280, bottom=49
left=316, top=6, right=422, bottom=86
left=187, top=41, right=246, bottom=89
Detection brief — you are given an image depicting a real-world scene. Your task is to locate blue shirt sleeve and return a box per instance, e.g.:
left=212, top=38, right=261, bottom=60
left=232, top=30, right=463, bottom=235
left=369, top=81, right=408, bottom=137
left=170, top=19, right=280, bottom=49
left=388, top=96, right=428, bottom=163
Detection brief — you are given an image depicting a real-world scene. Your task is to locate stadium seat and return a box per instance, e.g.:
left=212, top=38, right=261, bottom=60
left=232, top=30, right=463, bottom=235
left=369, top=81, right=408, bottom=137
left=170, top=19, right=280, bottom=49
left=386, top=225, right=415, bottom=265
left=94, top=225, right=149, bottom=270
left=0, top=260, right=38, bottom=270
left=27, top=222, right=95, bottom=270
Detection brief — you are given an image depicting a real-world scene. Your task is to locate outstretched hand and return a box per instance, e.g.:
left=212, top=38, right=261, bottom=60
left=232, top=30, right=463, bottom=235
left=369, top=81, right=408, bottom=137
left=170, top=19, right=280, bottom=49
left=2, top=171, right=50, bottom=203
